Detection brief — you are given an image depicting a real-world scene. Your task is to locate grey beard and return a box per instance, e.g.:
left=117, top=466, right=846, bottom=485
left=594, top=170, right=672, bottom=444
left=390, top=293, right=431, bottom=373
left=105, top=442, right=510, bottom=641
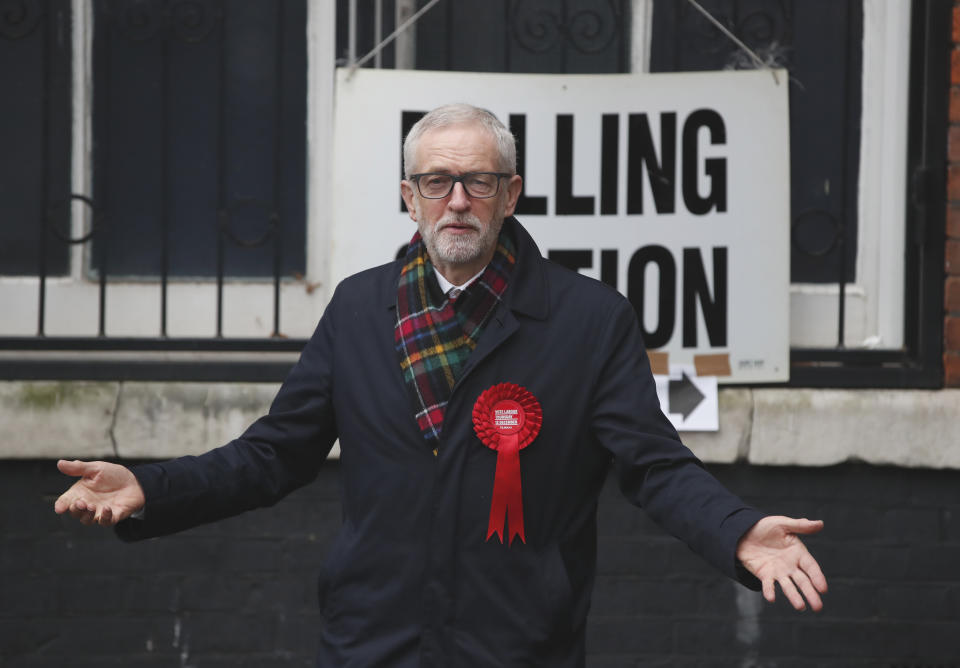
left=418, top=211, right=502, bottom=267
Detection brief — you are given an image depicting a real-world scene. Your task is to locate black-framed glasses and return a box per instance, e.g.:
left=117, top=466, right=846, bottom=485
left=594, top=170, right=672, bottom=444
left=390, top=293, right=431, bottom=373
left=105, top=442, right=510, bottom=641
left=410, top=172, right=511, bottom=199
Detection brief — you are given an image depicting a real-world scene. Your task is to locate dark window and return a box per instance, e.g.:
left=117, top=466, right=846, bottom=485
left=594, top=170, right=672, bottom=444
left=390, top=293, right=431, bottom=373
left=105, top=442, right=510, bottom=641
left=650, top=0, right=863, bottom=285
left=91, top=0, right=307, bottom=279
left=0, top=0, right=73, bottom=277
left=336, top=0, right=631, bottom=74
left=650, top=0, right=948, bottom=388
left=419, top=0, right=630, bottom=73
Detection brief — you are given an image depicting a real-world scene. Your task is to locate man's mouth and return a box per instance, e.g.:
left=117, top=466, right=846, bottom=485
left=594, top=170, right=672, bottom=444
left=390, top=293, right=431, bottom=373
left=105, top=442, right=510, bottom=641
left=438, top=220, right=480, bottom=234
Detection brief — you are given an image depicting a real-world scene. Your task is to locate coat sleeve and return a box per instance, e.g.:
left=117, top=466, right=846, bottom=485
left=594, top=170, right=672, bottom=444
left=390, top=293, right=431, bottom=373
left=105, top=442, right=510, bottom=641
left=589, top=296, right=763, bottom=589
left=115, top=289, right=341, bottom=542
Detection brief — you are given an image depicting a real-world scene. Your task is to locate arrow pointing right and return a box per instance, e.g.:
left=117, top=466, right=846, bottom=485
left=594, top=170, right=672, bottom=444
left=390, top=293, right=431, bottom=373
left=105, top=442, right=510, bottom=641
left=668, top=371, right=705, bottom=421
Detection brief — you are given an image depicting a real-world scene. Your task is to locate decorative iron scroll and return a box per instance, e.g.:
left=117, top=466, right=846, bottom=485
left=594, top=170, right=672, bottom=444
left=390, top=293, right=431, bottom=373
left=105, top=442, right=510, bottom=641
left=168, top=0, right=218, bottom=42
left=511, top=0, right=620, bottom=55
left=792, top=208, right=842, bottom=259
left=679, top=0, right=793, bottom=69
left=46, top=194, right=101, bottom=245
left=218, top=198, right=279, bottom=249
left=0, top=0, right=42, bottom=40
left=112, top=0, right=221, bottom=43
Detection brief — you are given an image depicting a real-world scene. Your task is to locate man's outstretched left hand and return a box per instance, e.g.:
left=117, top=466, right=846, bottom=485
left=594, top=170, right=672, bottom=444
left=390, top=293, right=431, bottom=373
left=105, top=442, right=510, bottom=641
left=736, top=516, right=828, bottom=612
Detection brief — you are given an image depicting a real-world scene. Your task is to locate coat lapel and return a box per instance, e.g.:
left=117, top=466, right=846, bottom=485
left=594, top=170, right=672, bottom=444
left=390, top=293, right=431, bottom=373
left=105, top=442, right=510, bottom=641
left=451, top=217, right=548, bottom=391
left=452, top=303, right=519, bottom=393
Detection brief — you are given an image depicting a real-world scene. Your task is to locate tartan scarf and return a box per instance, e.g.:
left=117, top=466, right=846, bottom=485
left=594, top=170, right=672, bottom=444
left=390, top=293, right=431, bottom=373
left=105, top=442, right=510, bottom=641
left=394, top=225, right=516, bottom=445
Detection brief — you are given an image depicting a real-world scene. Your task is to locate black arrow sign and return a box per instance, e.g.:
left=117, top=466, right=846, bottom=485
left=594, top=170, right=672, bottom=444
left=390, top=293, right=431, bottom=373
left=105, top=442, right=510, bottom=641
left=668, top=371, right=705, bottom=421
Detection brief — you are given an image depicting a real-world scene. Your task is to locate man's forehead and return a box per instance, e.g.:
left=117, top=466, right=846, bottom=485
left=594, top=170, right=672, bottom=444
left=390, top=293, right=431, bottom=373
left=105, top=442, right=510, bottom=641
left=416, top=123, right=498, bottom=163
left=419, top=119, right=490, bottom=136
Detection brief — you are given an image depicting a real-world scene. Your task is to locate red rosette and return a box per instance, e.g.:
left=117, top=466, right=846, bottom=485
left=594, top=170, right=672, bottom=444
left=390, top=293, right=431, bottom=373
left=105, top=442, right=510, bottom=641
left=473, top=383, right=542, bottom=545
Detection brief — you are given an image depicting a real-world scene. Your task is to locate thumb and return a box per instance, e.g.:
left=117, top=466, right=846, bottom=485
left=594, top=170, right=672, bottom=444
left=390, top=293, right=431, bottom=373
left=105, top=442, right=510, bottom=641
left=780, top=517, right=825, bottom=536
left=57, top=459, right=99, bottom=478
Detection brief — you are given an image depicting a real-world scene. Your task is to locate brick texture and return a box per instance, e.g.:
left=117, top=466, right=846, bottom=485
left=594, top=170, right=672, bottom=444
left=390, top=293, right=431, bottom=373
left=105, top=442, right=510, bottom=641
left=947, top=3, right=960, bottom=386
left=949, top=206, right=960, bottom=239
left=947, top=276, right=960, bottom=311
left=946, top=352, right=960, bottom=386
left=947, top=317, right=960, bottom=349
left=950, top=126, right=960, bottom=163
left=4, top=461, right=960, bottom=667
left=948, top=239, right=960, bottom=273
left=955, top=4, right=960, bottom=44
left=949, top=165, right=960, bottom=204
left=951, top=86, right=960, bottom=123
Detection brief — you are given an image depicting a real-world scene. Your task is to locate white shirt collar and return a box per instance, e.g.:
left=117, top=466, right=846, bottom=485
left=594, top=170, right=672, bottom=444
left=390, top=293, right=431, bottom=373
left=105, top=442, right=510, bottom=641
left=433, top=266, right=486, bottom=296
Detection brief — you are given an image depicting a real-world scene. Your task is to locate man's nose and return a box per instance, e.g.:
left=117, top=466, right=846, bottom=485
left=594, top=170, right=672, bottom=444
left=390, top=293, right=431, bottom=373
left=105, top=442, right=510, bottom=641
left=447, top=182, right=471, bottom=211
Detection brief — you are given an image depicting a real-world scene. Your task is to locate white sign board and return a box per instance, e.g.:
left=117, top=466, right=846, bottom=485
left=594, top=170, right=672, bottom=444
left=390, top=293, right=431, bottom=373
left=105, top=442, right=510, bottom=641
left=331, top=68, right=790, bottom=383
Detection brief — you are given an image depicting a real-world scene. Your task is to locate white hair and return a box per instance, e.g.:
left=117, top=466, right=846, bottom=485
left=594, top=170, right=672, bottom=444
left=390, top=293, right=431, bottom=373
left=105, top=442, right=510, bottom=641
left=402, top=103, right=517, bottom=179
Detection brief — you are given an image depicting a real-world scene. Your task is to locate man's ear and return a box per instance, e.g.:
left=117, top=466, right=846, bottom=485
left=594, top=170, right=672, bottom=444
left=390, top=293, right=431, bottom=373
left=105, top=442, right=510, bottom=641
left=502, top=175, right=523, bottom=218
left=401, top=181, right=418, bottom=221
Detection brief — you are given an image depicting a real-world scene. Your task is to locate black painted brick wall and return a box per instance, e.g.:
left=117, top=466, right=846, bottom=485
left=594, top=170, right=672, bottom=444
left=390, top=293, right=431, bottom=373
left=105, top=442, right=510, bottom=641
left=3, top=460, right=959, bottom=667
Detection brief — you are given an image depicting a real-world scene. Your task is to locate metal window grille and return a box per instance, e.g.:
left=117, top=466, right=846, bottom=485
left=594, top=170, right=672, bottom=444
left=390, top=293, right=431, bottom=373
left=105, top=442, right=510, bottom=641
left=790, top=0, right=947, bottom=388
left=0, top=0, right=309, bottom=381
left=0, top=0, right=948, bottom=387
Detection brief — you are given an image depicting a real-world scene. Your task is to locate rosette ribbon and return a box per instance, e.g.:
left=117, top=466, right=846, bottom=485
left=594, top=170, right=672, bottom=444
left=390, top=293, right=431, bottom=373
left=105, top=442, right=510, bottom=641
left=472, top=383, right=542, bottom=545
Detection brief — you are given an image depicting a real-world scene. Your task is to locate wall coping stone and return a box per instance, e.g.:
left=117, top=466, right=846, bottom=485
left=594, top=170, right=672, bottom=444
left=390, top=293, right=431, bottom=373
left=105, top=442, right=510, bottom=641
left=1, top=381, right=955, bottom=469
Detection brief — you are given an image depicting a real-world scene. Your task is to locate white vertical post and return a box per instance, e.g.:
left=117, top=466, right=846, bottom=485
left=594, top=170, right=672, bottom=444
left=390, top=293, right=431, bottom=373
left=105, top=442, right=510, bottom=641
left=395, top=0, right=416, bottom=69
left=856, top=0, right=910, bottom=348
left=630, top=0, right=653, bottom=73
left=71, top=0, right=94, bottom=279
left=306, top=0, right=337, bottom=314
left=374, top=0, right=383, bottom=68
left=348, top=0, right=357, bottom=65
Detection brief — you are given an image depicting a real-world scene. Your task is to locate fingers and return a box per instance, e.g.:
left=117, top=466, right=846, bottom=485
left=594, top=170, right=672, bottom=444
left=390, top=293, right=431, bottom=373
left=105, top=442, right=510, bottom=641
left=760, top=574, right=809, bottom=612
left=777, top=574, right=807, bottom=611
left=53, top=492, right=71, bottom=515
left=77, top=503, right=115, bottom=526
left=64, top=497, right=94, bottom=525
left=761, top=577, right=776, bottom=605
left=54, top=484, right=86, bottom=515
left=95, top=506, right=114, bottom=526
left=762, top=554, right=828, bottom=612
left=777, top=570, right=824, bottom=612
left=800, top=551, right=829, bottom=595
left=56, top=496, right=116, bottom=526
left=795, top=572, right=824, bottom=612
left=57, top=459, right=99, bottom=478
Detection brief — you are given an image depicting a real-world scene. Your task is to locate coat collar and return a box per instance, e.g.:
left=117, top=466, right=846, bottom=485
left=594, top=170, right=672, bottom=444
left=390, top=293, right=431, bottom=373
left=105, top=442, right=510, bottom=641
left=383, top=217, right=549, bottom=321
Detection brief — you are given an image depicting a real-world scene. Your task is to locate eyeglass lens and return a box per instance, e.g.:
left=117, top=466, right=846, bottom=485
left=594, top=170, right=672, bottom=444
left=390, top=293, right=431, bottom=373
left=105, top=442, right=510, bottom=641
left=418, top=173, right=500, bottom=199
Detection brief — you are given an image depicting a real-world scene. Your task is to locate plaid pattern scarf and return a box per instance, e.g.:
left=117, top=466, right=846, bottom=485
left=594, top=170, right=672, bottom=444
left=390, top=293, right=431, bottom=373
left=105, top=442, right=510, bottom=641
left=395, top=227, right=516, bottom=445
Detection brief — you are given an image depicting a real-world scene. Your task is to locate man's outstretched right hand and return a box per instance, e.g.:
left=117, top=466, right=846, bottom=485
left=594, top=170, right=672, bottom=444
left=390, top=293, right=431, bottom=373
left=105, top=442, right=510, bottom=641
left=54, top=460, right=146, bottom=526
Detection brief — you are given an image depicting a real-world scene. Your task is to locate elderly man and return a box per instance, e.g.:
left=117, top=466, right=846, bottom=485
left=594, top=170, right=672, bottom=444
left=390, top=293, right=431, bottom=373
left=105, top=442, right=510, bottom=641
left=56, top=103, right=826, bottom=667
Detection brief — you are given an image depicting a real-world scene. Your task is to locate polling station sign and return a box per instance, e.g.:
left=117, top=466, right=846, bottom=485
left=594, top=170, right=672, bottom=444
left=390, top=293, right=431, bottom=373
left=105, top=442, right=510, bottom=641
left=331, top=68, right=790, bottom=383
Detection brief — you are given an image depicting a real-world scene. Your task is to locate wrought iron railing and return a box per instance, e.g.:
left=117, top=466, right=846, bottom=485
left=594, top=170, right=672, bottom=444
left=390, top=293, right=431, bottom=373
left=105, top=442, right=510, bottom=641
left=788, top=0, right=947, bottom=388
left=0, top=0, right=308, bottom=381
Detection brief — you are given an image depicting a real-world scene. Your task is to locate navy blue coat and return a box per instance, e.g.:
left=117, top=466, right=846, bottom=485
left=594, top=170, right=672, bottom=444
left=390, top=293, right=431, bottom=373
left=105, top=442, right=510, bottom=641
left=118, top=218, right=764, bottom=667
